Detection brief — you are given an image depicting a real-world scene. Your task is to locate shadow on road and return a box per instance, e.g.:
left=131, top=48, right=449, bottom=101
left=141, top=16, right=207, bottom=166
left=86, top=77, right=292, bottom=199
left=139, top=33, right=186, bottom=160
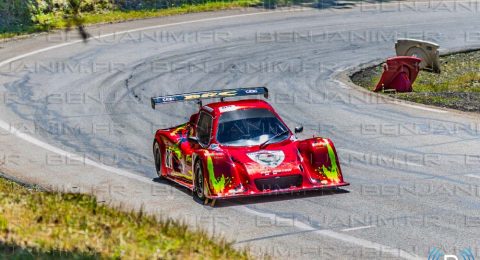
left=215, top=188, right=350, bottom=208
left=153, top=176, right=350, bottom=207
left=152, top=178, right=350, bottom=207
left=274, top=0, right=407, bottom=10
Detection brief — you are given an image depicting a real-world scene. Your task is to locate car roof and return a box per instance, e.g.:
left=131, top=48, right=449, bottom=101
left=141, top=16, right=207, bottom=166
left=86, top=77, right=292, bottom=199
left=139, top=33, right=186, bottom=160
left=201, top=99, right=274, bottom=117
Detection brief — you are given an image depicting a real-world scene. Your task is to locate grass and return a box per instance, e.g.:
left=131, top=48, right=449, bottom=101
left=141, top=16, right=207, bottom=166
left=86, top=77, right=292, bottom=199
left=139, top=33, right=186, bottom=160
left=413, top=51, right=480, bottom=93
left=0, top=0, right=260, bottom=40
left=0, top=176, right=250, bottom=259
left=350, top=50, right=480, bottom=112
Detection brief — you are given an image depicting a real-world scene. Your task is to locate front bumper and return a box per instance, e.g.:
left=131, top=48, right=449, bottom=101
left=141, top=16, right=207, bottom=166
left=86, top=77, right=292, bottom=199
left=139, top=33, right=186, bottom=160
left=207, top=181, right=350, bottom=199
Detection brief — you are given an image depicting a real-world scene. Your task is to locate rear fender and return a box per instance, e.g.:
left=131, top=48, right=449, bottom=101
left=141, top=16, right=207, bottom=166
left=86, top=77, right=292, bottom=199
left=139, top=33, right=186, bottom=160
left=297, top=137, right=344, bottom=184
left=154, top=134, right=177, bottom=176
left=154, top=124, right=192, bottom=176
left=155, top=133, right=185, bottom=175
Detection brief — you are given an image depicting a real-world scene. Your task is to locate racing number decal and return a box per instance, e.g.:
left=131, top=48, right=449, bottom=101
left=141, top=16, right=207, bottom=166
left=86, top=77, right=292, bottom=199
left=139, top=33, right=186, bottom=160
left=165, top=149, right=173, bottom=169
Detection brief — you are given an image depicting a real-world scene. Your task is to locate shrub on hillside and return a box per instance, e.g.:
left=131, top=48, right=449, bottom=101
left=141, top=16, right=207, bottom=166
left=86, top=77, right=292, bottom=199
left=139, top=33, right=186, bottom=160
left=0, top=0, right=32, bottom=32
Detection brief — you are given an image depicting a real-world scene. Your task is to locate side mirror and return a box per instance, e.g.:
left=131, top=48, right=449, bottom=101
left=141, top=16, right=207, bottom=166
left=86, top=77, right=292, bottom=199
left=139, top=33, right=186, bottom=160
left=294, top=125, right=303, bottom=134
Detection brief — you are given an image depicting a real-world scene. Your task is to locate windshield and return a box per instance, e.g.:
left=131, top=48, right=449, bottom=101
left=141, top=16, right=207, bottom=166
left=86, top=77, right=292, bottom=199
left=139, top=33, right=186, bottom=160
left=216, top=108, right=290, bottom=146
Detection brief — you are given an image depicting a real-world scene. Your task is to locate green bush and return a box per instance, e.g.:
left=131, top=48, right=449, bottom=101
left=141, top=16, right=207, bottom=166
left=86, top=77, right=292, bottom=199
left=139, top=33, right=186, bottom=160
left=25, top=0, right=115, bottom=30
left=0, top=0, right=33, bottom=32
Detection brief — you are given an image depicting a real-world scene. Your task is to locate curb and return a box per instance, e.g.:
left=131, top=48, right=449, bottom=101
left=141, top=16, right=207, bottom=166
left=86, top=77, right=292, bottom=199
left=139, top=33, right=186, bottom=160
left=0, top=170, right=47, bottom=191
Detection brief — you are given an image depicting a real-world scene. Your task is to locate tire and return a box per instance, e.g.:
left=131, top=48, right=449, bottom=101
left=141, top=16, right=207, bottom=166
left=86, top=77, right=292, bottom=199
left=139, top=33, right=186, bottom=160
left=194, top=160, right=206, bottom=201
left=153, top=141, right=163, bottom=179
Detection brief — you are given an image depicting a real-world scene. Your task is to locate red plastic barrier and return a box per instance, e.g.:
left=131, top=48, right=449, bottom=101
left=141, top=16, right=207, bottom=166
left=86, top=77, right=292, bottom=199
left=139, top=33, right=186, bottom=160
left=374, top=56, right=422, bottom=92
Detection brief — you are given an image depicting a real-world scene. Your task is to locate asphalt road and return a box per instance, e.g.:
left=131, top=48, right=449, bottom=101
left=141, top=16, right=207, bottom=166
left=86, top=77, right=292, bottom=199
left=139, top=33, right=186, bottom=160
left=1, top=2, right=480, bottom=259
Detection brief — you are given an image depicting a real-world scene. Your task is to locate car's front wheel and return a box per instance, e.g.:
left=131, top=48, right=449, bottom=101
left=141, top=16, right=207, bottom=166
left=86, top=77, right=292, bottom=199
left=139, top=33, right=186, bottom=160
left=194, top=160, right=206, bottom=201
left=153, top=141, right=163, bottom=179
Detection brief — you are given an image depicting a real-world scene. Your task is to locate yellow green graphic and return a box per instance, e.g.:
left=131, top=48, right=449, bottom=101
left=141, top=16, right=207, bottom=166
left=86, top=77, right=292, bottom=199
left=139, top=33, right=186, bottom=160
left=320, top=140, right=340, bottom=183
left=207, top=156, right=226, bottom=194
left=167, top=145, right=182, bottom=159
left=166, top=123, right=189, bottom=159
left=170, top=123, right=188, bottom=136
left=170, top=171, right=193, bottom=181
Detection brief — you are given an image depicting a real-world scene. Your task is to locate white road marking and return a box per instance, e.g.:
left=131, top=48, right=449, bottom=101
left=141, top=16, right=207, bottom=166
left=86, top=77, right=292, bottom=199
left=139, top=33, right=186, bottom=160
left=341, top=225, right=375, bottom=232
left=332, top=78, right=350, bottom=89
left=239, top=207, right=422, bottom=260
left=0, top=0, right=475, bottom=68
left=0, top=120, right=154, bottom=185
left=393, top=102, right=448, bottom=114
left=465, top=174, right=480, bottom=180
left=0, top=115, right=424, bottom=260
left=0, top=8, right=306, bottom=68
left=0, top=3, right=472, bottom=258
left=0, top=7, right=309, bottom=187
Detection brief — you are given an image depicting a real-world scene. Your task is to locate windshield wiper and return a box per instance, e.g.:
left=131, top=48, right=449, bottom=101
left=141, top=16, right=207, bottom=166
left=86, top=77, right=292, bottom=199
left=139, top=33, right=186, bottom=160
left=259, top=130, right=290, bottom=149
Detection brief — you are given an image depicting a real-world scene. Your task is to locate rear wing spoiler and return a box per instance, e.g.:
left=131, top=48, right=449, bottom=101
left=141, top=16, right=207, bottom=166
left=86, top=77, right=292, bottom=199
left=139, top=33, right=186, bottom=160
left=150, top=87, right=268, bottom=109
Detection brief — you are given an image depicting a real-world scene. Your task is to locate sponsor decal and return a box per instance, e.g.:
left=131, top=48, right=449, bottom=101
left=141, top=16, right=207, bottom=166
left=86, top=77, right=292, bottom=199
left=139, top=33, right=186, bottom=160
left=165, top=149, right=173, bottom=169
left=312, top=141, right=327, bottom=147
left=428, top=247, right=474, bottom=260
left=219, top=105, right=238, bottom=113
left=162, top=97, right=175, bottom=102
left=247, top=150, right=285, bottom=167
left=208, top=143, right=222, bottom=151
left=184, top=91, right=237, bottom=100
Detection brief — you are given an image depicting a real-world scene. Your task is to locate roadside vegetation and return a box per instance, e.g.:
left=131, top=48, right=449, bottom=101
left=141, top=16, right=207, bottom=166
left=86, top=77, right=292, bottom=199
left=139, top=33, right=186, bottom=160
left=0, top=176, right=249, bottom=259
left=0, top=0, right=262, bottom=39
left=351, top=50, right=480, bottom=112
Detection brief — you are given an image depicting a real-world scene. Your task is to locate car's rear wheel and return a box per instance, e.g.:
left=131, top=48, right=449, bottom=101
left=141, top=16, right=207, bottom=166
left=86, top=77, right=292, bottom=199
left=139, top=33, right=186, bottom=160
left=153, top=141, right=163, bottom=179
left=194, top=160, right=206, bottom=201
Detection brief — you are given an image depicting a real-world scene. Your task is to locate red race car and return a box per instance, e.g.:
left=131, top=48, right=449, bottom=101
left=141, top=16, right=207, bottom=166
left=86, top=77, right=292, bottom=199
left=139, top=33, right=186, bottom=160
left=151, top=87, right=349, bottom=205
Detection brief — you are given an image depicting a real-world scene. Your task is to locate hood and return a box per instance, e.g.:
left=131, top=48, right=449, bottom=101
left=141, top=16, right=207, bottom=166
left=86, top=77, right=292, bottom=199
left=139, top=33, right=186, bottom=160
left=223, top=142, right=301, bottom=175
